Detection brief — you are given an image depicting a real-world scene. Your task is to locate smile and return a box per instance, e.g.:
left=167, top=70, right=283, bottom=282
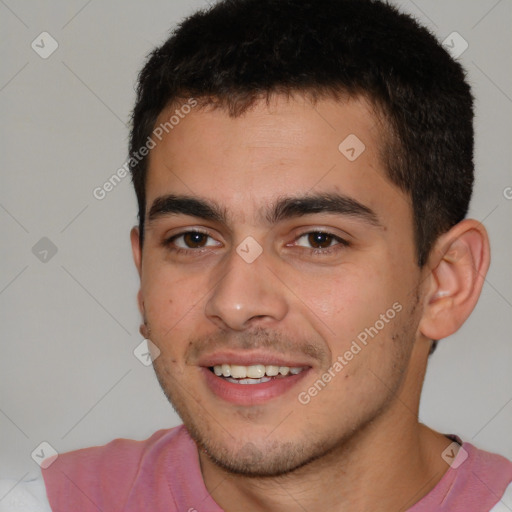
left=202, top=362, right=310, bottom=405
left=210, top=363, right=306, bottom=384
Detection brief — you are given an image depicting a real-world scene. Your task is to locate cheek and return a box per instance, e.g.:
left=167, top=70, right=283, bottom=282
left=296, top=263, right=397, bottom=343
left=140, top=260, right=207, bottom=339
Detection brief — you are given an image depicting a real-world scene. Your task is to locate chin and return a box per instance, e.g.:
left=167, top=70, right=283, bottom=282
left=188, top=422, right=340, bottom=477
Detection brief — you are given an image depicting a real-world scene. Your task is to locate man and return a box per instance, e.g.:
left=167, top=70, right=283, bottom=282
left=4, top=0, right=511, bottom=510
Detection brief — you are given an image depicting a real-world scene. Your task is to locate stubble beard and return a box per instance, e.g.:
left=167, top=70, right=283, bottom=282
left=150, top=293, right=421, bottom=478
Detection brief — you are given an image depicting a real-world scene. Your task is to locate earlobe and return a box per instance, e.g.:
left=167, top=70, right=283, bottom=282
left=419, top=219, right=490, bottom=341
left=139, top=313, right=150, bottom=338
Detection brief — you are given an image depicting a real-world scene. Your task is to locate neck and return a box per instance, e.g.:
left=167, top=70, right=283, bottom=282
left=200, top=404, right=452, bottom=511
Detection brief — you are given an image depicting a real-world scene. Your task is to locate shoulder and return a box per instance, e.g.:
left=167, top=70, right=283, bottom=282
left=490, top=481, right=512, bottom=511
left=42, top=424, right=191, bottom=511
left=459, top=443, right=512, bottom=509
left=48, top=424, right=187, bottom=472
left=463, top=443, right=512, bottom=480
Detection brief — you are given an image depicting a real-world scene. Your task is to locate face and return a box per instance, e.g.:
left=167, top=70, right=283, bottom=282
left=132, top=94, right=425, bottom=477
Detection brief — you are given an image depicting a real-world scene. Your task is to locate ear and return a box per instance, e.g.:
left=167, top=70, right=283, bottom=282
left=419, top=219, right=490, bottom=341
left=130, top=226, right=144, bottom=316
left=130, top=226, right=143, bottom=276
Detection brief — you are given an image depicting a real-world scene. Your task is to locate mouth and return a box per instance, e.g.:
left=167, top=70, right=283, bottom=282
left=201, top=360, right=311, bottom=405
left=209, top=363, right=306, bottom=384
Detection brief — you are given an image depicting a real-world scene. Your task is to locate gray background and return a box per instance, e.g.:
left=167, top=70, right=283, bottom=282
left=1, top=0, right=511, bottom=481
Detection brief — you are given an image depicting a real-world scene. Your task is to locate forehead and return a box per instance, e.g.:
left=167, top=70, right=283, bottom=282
left=145, top=94, right=407, bottom=225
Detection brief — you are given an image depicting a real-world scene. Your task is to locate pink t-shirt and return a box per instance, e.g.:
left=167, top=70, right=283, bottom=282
left=42, top=425, right=512, bottom=511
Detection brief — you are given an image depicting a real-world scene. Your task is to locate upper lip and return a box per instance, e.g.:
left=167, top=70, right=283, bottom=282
left=196, top=350, right=314, bottom=368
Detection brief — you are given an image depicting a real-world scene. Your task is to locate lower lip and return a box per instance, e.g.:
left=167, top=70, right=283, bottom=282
left=201, top=367, right=310, bottom=406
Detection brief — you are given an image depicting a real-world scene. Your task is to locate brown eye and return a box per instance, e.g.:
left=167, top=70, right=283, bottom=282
left=293, top=231, right=349, bottom=255
left=167, top=231, right=220, bottom=250
left=182, top=232, right=208, bottom=248
left=307, top=232, right=335, bottom=249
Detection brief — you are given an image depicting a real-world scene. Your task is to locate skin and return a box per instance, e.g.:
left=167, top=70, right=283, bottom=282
left=131, top=93, right=490, bottom=511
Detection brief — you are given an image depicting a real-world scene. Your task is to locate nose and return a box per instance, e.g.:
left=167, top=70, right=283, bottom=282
left=204, top=247, right=289, bottom=331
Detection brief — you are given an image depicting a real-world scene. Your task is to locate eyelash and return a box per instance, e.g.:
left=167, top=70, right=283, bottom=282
left=163, top=230, right=350, bottom=257
left=295, top=232, right=350, bottom=256
left=163, top=229, right=216, bottom=256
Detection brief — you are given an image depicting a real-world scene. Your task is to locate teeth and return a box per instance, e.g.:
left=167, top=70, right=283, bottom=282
left=212, top=363, right=305, bottom=378
left=230, top=365, right=247, bottom=379
left=221, top=364, right=231, bottom=377
left=225, top=376, right=272, bottom=385
left=265, top=365, right=279, bottom=376
left=247, top=365, right=266, bottom=378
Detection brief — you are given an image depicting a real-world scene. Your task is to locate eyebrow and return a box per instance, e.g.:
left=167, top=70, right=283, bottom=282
left=148, top=195, right=226, bottom=224
left=267, top=193, right=382, bottom=227
left=147, top=193, right=382, bottom=228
